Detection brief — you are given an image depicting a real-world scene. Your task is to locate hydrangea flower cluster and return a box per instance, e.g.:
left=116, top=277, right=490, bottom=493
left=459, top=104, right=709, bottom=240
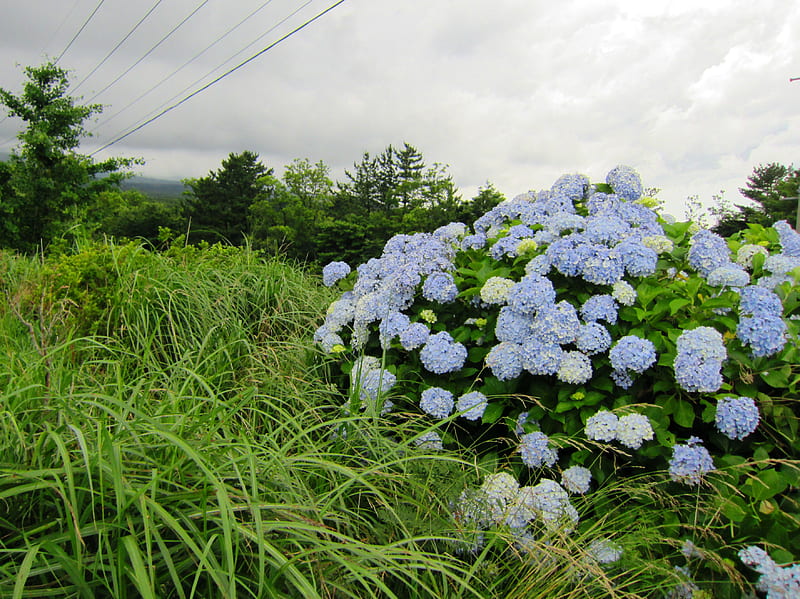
left=715, top=396, right=759, bottom=440
left=668, top=437, right=715, bottom=486
left=673, top=327, right=726, bottom=392
left=519, top=431, right=558, bottom=468
left=584, top=410, right=654, bottom=449
left=739, top=545, right=800, bottom=599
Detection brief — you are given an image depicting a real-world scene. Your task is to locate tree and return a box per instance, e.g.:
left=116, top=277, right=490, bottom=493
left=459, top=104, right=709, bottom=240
left=712, top=163, right=800, bottom=236
left=181, top=151, right=271, bottom=245
left=0, top=62, right=137, bottom=252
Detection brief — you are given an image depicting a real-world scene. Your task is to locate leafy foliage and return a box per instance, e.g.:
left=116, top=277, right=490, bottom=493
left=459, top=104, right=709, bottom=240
left=0, top=62, right=137, bottom=252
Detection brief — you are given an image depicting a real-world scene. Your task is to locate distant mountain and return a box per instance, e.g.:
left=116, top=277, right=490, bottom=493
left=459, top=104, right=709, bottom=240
left=122, top=175, right=187, bottom=202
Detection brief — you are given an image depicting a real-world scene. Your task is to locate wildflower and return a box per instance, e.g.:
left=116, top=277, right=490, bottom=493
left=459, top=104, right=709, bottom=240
left=413, top=431, right=443, bottom=451
left=486, top=341, right=524, bottom=381
left=615, top=413, right=654, bottom=449
left=556, top=351, right=593, bottom=385
left=606, top=164, right=643, bottom=202
left=422, top=272, right=459, bottom=303
left=673, top=327, right=726, bottom=393
left=611, top=280, right=637, bottom=306
left=669, top=437, right=714, bottom=486
left=520, top=340, right=564, bottom=375
left=736, top=243, right=769, bottom=269
left=561, top=465, right=592, bottom=494
left=715, top=396, right=759, bottom=440
left=587, top=539, right=623, bottom=564
left=706, top=264, right=750, bottom=288
left=519, top=431, right=558, bottom=468
left=585, top=410, right=619, bottom=442
left=736, top=315, right=787, bottom=357
left=688, top=229, right=731, bottom=277
left=420, top=386, right=455, bottom=419
left=322, top=261, right=351, bottom=286
left=419, top=331, right=467, bottom=374
left=581, top=294, right=619, bottom=324
left=456, top=391, right=488, bottom=421
left=609, top=335, right=656, bottom=374
left=480, top=276, right=516, bottom=304
left=399, top=322, right=430, bottom=350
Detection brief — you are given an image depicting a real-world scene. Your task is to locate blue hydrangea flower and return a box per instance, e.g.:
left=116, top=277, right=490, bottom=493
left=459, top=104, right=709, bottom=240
left=486, top=342, right=523, bottom=381
left=520, top=340, right=564, bottom=375
left=379, top=311, right=411, bottom=348
left=669, top=437, right=714, bottom=486
left=507, top=273, right=556, bottom=315
left=740, top=546, right=800, bottom=599
left=490, top=235, right=525, bottom=260
left=480, top=276, right=515, bottom=304
left=688, top=229, right=731, bottom=277
left=527, top=479, right=579, bottom=527
left=551, top=172, right=591, bottom=199
left=322, top=261, right=351, bottom=286
left=585, top=410, right=619, bottom=442
left=606, top=165, right=643, bottom=202
left=495, top=306, right=535, bottom=344
left=616, top=240, right=658, bottom=278
left=519, top=431, right=558, bottom=468
left=419, top=331, right=468, bottom=374
left=583, top=215, right=631, bottom=245
left=422, top=272, right=459, bottom=303
left=547, top=237, right=597, bottom=278
left=715, top=396, right=759, bottom=440
left=673, top=327, right=726, bottom=393
left=738, top=285, right=783, bottom=318
left=581, top=294, right=619, bottom=324
left=615, top=414, right=654, bottom=449
left=413, top=430, right=443, bottom=451
left=588, top=539, right=623, bottom=564
left=774, top=220, right=800, bottom=257
left=461, top=232, right=487, bottom=250
left=456, top=391, right=488, bottom=421
left=525, top=253, right=552, bottom=276
left=609, top=335, right=656, bottom=374
left=420, top=387, right=455, bottom=419
left=357, top=368, right=397, bottom=403
left=531, top=301, right=581, bottom=345
left=707, top=264, right=750, bottom=288
left=581, top=246, right=625, bottom=285
left=561, top=466, right=592, bottom=494
left=399, top=322, right=430, bottom=350
left=556, top=351, right=593, bottom=385
left=314, top=325, right=344, bottom=352
left=737, top=315, right=788, bottom=357
left=575, top=322, right=612, bottom=355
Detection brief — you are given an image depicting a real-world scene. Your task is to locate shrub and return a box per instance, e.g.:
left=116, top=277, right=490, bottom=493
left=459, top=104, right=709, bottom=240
left=316, top=166, right=800, bottom=596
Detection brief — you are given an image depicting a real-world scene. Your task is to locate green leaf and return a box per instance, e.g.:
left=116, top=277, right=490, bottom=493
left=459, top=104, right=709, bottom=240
left=760, top=366, right=791, bottom=389
left=742, top=469, right=789, bottom=501
left=482, top=402, right=504, bottom=424
left=673, top=399, right=695, bottom=428
left=718, top=495, right=747, bottom=522
left=668, top=298, right=691, bottom=315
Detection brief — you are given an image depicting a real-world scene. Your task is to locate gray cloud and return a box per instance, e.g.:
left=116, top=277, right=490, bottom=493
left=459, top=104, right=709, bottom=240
left=1, top=0, right=799, bottom=219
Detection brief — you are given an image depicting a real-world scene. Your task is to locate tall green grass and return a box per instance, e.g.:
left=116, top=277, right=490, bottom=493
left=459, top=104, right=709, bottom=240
left=0, top=242, right=721, bottom=598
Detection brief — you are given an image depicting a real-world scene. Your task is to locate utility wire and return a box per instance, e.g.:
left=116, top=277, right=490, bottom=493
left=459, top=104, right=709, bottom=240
left=55, top=0, right=106, bottom=64
left=86, top=0, right=209, bottom=103
left=71, top=0, right=165, bottom=95
left=90, top=0, right=345, bottom=156
left=89, top=0, right=278, bottom=132
left=99, top=0, right=312, bottom=137
left=45, top=0, right=82, bottom=56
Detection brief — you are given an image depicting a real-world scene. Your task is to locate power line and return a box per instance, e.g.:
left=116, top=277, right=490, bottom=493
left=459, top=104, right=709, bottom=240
left=97, top=0, right=312, bottom=137
left=85, top=0, right=210, bottom=104
left=71, top=0, right=165, bottom=95
left=55, top=0, right=106, bottom=64
left=89, top=0, right=276, bottom=130
left=90, top=0, right=346, bottom=156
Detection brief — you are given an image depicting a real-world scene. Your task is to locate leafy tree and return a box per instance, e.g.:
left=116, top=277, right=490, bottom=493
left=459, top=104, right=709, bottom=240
left=181, top=151, right=271, bottom=245
left=712, top=163, right=800, bottom=236
left=0, top=62, right=137, bottom=252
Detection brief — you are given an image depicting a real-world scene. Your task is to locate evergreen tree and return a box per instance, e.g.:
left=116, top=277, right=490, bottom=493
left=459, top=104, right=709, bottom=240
left=0, top=62, right=136, bottom=252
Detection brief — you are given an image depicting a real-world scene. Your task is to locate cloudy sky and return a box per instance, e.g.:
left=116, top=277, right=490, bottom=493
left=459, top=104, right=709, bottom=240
left=1, top=0, right=798, bottom=218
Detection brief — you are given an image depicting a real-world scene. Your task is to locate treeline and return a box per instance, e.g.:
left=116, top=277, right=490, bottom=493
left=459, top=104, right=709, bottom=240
left=0, top=62, right=502, bottom=264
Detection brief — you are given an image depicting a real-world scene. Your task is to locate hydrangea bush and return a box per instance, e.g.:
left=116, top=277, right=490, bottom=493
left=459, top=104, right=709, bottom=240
left=315, top=166, right=800, bottom=594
